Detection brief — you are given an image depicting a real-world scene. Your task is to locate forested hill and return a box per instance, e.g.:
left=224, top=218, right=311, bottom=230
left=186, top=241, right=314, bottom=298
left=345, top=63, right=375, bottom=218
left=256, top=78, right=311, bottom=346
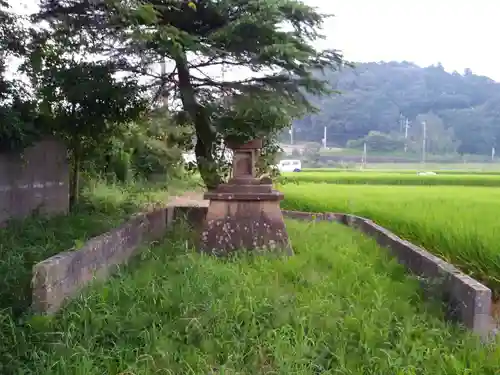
left=293, top=61, right=500, bottom=155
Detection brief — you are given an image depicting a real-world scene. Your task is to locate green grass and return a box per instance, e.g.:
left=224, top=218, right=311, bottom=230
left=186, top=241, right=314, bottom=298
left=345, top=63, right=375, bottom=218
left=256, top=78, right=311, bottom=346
left=281, top=183, right=500, bottom=297
left=3, top=220, right=499, bottom=374
left=283, top=171, right=500, bottom=186
left=301, top=168, right=500, bottom=175
left=352, top=163, right=500, bottom=171
left=0, top=177, right=196, bottom=372
left=0, top=179, right=182, bottom=314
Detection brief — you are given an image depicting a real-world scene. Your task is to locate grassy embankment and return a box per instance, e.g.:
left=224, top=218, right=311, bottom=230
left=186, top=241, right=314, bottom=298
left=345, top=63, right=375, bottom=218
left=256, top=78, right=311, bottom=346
left=281, top=182, right=500, bottom=298
left=0, top=177, right=195, bottom=373
left=3, top=220, right=499, bottom=374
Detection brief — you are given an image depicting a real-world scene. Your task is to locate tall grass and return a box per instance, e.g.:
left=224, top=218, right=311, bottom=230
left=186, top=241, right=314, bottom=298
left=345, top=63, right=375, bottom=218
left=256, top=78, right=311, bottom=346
left=0, top=177, right=192, bottom=373
left=283, top=171, right=500, bottom=186
left=2, top=220, right=499, bottom=374
left=281, top=183, right=500, bottom=297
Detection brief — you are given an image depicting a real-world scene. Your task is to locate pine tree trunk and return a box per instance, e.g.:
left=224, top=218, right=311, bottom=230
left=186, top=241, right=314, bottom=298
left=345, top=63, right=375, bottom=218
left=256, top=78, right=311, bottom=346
left=175, top=53, right=221, bottom=190
left=69, top=140, right=81, bottom=210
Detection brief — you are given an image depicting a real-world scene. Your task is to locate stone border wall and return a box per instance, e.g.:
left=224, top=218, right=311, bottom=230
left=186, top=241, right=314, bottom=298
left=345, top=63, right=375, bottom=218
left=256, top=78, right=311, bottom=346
left=167, top=203, right=495, bottom=337
left=0, top=138, right=69, bottom=225
left=31, top=200, right=496, bottom=339
left=281, top=210, right=495, bottom=338
left=32, top=208, right=167, bottom=314
left=31, top=199, right=212, bottom=315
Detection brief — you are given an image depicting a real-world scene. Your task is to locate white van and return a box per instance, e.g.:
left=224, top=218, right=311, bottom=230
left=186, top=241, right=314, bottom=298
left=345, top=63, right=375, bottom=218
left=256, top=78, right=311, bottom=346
left=277, top=159, right=302, bottom=172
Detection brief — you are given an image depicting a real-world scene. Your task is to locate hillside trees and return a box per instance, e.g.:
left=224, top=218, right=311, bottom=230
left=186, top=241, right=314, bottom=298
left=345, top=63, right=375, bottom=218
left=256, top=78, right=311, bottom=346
left=413, top=113, right=460, bottom=154
left=35, top=0, right=347, bottom=189
left=294, top=62, right=500, bottom=155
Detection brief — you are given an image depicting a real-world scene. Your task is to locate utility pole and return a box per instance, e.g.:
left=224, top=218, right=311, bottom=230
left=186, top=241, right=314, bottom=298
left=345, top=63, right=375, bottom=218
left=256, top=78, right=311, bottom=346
left=422, top=120, right=427, bottom=165
left=289, top=125, right=293, bottom=145
left=404, top=118, right=410, bottom=152
left=362, top=142, right=367, bottom=168
left=323, top=126, right=327, bottom=148
left=399, top=113, right=404, bottom=133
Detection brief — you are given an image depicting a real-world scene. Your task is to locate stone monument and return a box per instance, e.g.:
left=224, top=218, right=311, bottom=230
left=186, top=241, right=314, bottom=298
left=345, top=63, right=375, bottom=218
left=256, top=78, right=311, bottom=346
left=200, top=138, right=292, bottom=256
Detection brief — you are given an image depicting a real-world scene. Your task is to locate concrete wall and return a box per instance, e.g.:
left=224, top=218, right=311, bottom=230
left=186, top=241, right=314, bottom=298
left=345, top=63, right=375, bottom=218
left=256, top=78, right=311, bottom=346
left=30, top=200, right=497, bottom=339
left=0, top=138, right=69, bottom=225
left=281, top=210, right=496, bottom=339
left=161, top=204, right=497, bottom=338
left=32, top=208, right=167, bottom=314
left=31, top=202, right=208, bottom=315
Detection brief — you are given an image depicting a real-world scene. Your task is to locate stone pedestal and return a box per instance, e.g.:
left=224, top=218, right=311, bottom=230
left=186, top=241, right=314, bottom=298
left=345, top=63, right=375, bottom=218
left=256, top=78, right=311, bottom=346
left=200, top=139, right=292, bottom=256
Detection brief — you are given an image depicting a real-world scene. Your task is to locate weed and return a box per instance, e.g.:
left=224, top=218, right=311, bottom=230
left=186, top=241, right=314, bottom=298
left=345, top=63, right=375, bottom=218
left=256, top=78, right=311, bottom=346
left=282, top=183, right=500, bottom=297
left=0, top=177, right=192, bottom=373
left=4, top=221, right=498, bottom=374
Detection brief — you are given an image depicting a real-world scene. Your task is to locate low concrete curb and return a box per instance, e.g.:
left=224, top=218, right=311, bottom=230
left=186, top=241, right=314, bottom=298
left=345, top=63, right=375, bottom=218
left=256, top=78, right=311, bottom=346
left=31, top=200, right=497, bottom=339
left=32, top=208, right=167, bottom=314
left=166, top=199, right=208, bottom=230
left=164, top=204, right=496, bottom=336
left=281, top=210, right=496, bottom=338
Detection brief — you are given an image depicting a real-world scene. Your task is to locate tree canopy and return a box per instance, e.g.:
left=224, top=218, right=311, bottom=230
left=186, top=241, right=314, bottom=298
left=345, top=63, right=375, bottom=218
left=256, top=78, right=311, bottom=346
left=0, top=0, right=39, bottom=151
left=293, top=61, right=500, bottom=155
left=1, top=0, right=346, bottom=198
left=0, top=0, right=202, bottom=205
left=35, top=0, right=346, bottom=188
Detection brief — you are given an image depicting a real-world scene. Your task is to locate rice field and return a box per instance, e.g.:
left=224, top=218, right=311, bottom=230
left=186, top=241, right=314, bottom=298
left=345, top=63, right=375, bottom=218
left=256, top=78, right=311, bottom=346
left=3, top=221, right=498, bottom=374
left=282, top=171, right=500, bottom=186
left=281, top=182, right=500, bottom=297
left=301, top=168, right=500, bottom=175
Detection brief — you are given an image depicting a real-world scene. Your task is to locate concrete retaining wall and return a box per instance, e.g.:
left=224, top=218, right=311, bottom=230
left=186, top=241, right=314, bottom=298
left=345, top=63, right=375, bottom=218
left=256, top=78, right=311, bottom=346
left=281, top=210, right=495, bottom=338
left=32, top=208, right=167, bottom=314
left=31, top=200, right=496, bottom=338
left=162, top=203, right=495, bottom=336
left=0, top=138, right=69, bottom=225
left=31, top=200, right=209, bottom=315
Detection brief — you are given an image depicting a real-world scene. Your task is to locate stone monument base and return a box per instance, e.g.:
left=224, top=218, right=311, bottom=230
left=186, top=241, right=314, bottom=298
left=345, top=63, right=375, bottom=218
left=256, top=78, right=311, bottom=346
left=198, top=138, right=292, bottom=256
left=200, top=188, right=293, bottom=256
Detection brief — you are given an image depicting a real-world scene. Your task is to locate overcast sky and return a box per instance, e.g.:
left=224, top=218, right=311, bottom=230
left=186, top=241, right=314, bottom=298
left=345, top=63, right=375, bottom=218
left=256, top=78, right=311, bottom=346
left=309, top=0, right=499, bottom=80
left=8, top=0, right=500, bottom=81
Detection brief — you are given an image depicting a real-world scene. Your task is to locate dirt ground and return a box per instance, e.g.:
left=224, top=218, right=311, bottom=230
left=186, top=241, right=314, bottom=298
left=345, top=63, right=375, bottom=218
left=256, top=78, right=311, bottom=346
left=167, top=191, right=207, bottom=206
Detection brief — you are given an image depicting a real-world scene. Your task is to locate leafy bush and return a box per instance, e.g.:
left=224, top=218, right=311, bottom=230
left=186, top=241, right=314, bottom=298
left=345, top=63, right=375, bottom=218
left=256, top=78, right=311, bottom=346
left=84, top=109, right=193, bottom=183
